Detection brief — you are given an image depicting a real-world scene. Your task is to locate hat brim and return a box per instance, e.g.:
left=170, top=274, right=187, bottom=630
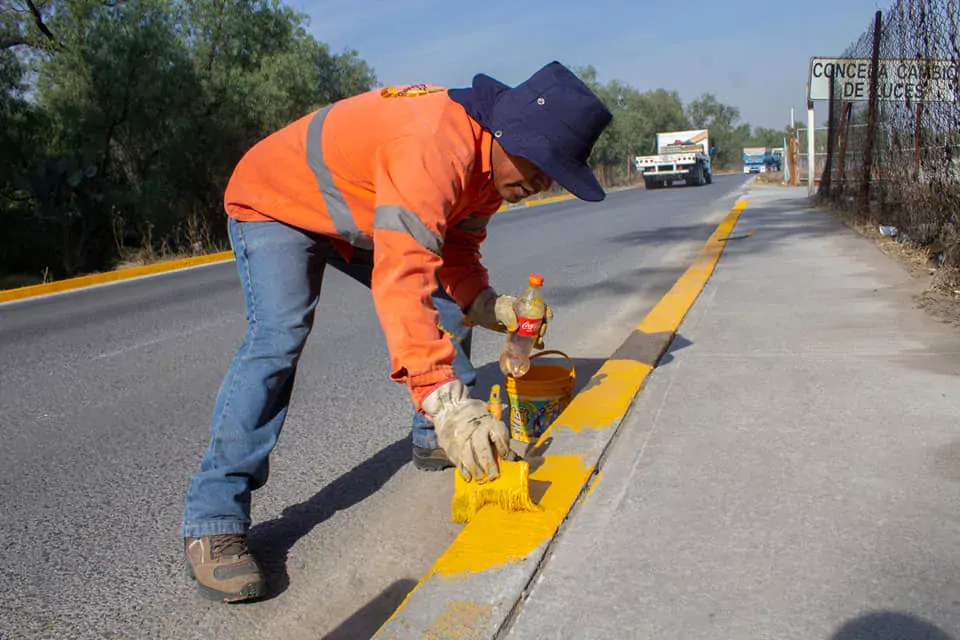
left=446, top=73, right=510, bottom=118
left=498, top=132, right=606, bottom=202
left=449, top=72, right=606, bottom=202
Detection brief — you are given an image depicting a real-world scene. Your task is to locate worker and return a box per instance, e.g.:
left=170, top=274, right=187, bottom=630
left=181, top=60, right=613, bottom=602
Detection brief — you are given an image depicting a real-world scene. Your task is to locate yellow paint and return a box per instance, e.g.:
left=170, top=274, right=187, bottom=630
left=637, top=200, right=747, bottom=334
left=487, top=384, right=502, bottom=420
left=537, top=359, right=652, bottom=437
left=0, top=251, right=233, bottom=303
left=432, top=454, right=592, bottom=576
left=423, top=600, right=495, bottom=640
left=450, top=459, right=539, bottom=524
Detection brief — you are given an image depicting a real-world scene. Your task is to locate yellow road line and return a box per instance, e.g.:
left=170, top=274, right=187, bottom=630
left=0, top=251, right=234, bottom=304
left=498, top=192, right=575, bottom=212
left=523, top=193, right=575, bottom=207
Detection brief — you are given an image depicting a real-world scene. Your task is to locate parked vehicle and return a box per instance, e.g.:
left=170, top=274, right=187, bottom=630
left=742, top=147, right=766, bottom=174
left=635, top=129, right=712, bottom=189
left=764, top=148, right=783, bottom=172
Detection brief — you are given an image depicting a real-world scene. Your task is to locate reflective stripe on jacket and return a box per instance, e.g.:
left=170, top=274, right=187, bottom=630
left=223, top=86, right=503, bottom=409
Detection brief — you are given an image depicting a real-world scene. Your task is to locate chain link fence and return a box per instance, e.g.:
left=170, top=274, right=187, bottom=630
left=817, top=0, right=960, bottom=270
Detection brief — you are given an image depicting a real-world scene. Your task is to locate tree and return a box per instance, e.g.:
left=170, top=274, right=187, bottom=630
left=748, top=126, right=789, bottom=148
left=0, top=0, right=378, bottom=282
left=574, top=66, right=690, bottom=186
left=686, top=93, right=751, bottom=169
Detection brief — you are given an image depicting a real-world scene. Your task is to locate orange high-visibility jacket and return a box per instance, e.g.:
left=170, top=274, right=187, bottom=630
left=224, top=85, right=503, bottom=411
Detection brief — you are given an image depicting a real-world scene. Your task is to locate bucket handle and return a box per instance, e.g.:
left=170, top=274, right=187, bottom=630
left=529, top=349, right=576, bottom=384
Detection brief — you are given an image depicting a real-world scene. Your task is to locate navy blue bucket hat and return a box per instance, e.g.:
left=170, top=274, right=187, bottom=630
left=448, top=61, right=614, bottom=202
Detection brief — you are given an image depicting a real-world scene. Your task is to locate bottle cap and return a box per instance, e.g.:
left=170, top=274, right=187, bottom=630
left=528, top=273, right=544, bottom=286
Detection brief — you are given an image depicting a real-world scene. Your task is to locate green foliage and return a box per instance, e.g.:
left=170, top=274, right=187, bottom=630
left=685, top=93, right=752, bottom=168
left=1, top=0, right=377, bottom=280
left=748, top=126, right=789, bottom=149
left=575, top=65, right=691, bottom=185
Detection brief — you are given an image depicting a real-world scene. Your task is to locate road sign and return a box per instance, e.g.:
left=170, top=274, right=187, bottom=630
left=808, top=57, right=959, bottom=102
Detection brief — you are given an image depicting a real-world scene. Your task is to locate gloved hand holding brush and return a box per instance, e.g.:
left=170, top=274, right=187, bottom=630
left=422, top=379, right=511, bottom=483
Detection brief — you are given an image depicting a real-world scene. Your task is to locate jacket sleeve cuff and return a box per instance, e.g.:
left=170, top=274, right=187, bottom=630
left=407, top=367, right=459, bottom=413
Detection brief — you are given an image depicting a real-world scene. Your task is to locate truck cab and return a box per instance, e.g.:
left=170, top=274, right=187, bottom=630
left=742, top=147, right=766, bottom=174
left=763, top=148, right=783, bottom=172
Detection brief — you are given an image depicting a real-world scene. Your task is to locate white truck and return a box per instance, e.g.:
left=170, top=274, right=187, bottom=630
left=634, top=129, right=712, bottom=189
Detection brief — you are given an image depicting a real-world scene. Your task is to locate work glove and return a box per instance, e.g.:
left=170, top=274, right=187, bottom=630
left=422, top=379, right=511, bottom=483
left=466, top=288, right=554, bottom=349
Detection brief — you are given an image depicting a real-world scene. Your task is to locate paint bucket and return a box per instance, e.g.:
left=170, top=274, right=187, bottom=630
left=504, top=350, right=576, bottom=443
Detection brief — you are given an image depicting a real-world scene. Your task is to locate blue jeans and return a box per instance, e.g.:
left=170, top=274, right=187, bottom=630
left=182, top=218, right=475, bottom=538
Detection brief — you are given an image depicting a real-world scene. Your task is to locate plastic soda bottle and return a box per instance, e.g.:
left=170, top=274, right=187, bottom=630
left=499, top=273, right=546, bottom=378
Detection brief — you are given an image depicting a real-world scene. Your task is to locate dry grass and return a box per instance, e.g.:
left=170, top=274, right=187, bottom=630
left=752, top=171, right=789, bottom=186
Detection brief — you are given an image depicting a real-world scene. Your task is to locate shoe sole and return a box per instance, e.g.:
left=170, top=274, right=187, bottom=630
left=186, top=562, right=264, bottom=603
left=413, top=457, right=453, bottom=472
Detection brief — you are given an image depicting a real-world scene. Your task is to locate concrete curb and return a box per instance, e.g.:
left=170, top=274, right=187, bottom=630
left=0, top=251, right=234, bottom=304
left=372, top=199, right=749, bottom=640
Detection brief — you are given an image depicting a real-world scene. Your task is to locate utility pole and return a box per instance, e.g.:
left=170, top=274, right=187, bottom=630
left=807, top=84, right=815, bottom=197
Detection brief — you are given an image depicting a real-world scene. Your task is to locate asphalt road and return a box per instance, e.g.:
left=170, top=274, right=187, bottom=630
left=0, top=175, right=750, bottom=640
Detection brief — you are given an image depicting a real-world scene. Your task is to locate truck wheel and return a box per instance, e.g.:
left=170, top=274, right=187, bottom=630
left=644, top=177, right=655, bottom=190
left=687, top=162, right=705, bottom=186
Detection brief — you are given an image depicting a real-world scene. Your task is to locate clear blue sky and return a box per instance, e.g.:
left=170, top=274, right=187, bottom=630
left=293, top=0, right=888, bottom=131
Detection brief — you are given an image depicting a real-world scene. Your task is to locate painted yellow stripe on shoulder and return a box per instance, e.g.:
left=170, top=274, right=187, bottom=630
left=431, top=454, right=592, bottom=577
left=0, top=251, right=234, bottom=303
left=545, top=359, right=652, bottom=432
left=637, top=200, right=746, bottom=334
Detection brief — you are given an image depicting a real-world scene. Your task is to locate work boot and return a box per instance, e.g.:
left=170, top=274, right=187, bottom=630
left=184, top=534, right=264, bottom=602
left=412, top=445, right=454, bottom=471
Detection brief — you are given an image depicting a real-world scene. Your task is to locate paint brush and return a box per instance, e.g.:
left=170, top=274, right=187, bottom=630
left=449, top=384, right=540, bottom=524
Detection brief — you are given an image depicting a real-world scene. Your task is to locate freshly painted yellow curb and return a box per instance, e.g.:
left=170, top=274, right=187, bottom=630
left=637, top=200, right=747, bottom=335
left=0, top=251, right=234, bottom=304
left=375, top=198, right=750, bottom=638
left=444, top=199, right=749, bottom=575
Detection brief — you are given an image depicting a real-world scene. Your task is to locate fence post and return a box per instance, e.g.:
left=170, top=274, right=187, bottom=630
left=790, top=134, right=799, bottom=186
left=820, top=76, right=836, bottom=198
left=858, top=9, right=882, bottom=214
left=807, top=106, right=816, bottom=197
left=914, top=101, right=923, bottom=177
left=837, top=102, right=851, bottom=188
left=806, top=82, right=816, bottom=197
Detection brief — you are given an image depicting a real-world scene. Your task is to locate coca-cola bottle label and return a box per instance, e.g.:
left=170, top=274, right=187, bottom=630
left=516, top=316, right=542, bottom=337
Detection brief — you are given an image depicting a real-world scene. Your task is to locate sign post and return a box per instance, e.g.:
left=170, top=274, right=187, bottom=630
left=807, top=84, right=815, bottom=196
